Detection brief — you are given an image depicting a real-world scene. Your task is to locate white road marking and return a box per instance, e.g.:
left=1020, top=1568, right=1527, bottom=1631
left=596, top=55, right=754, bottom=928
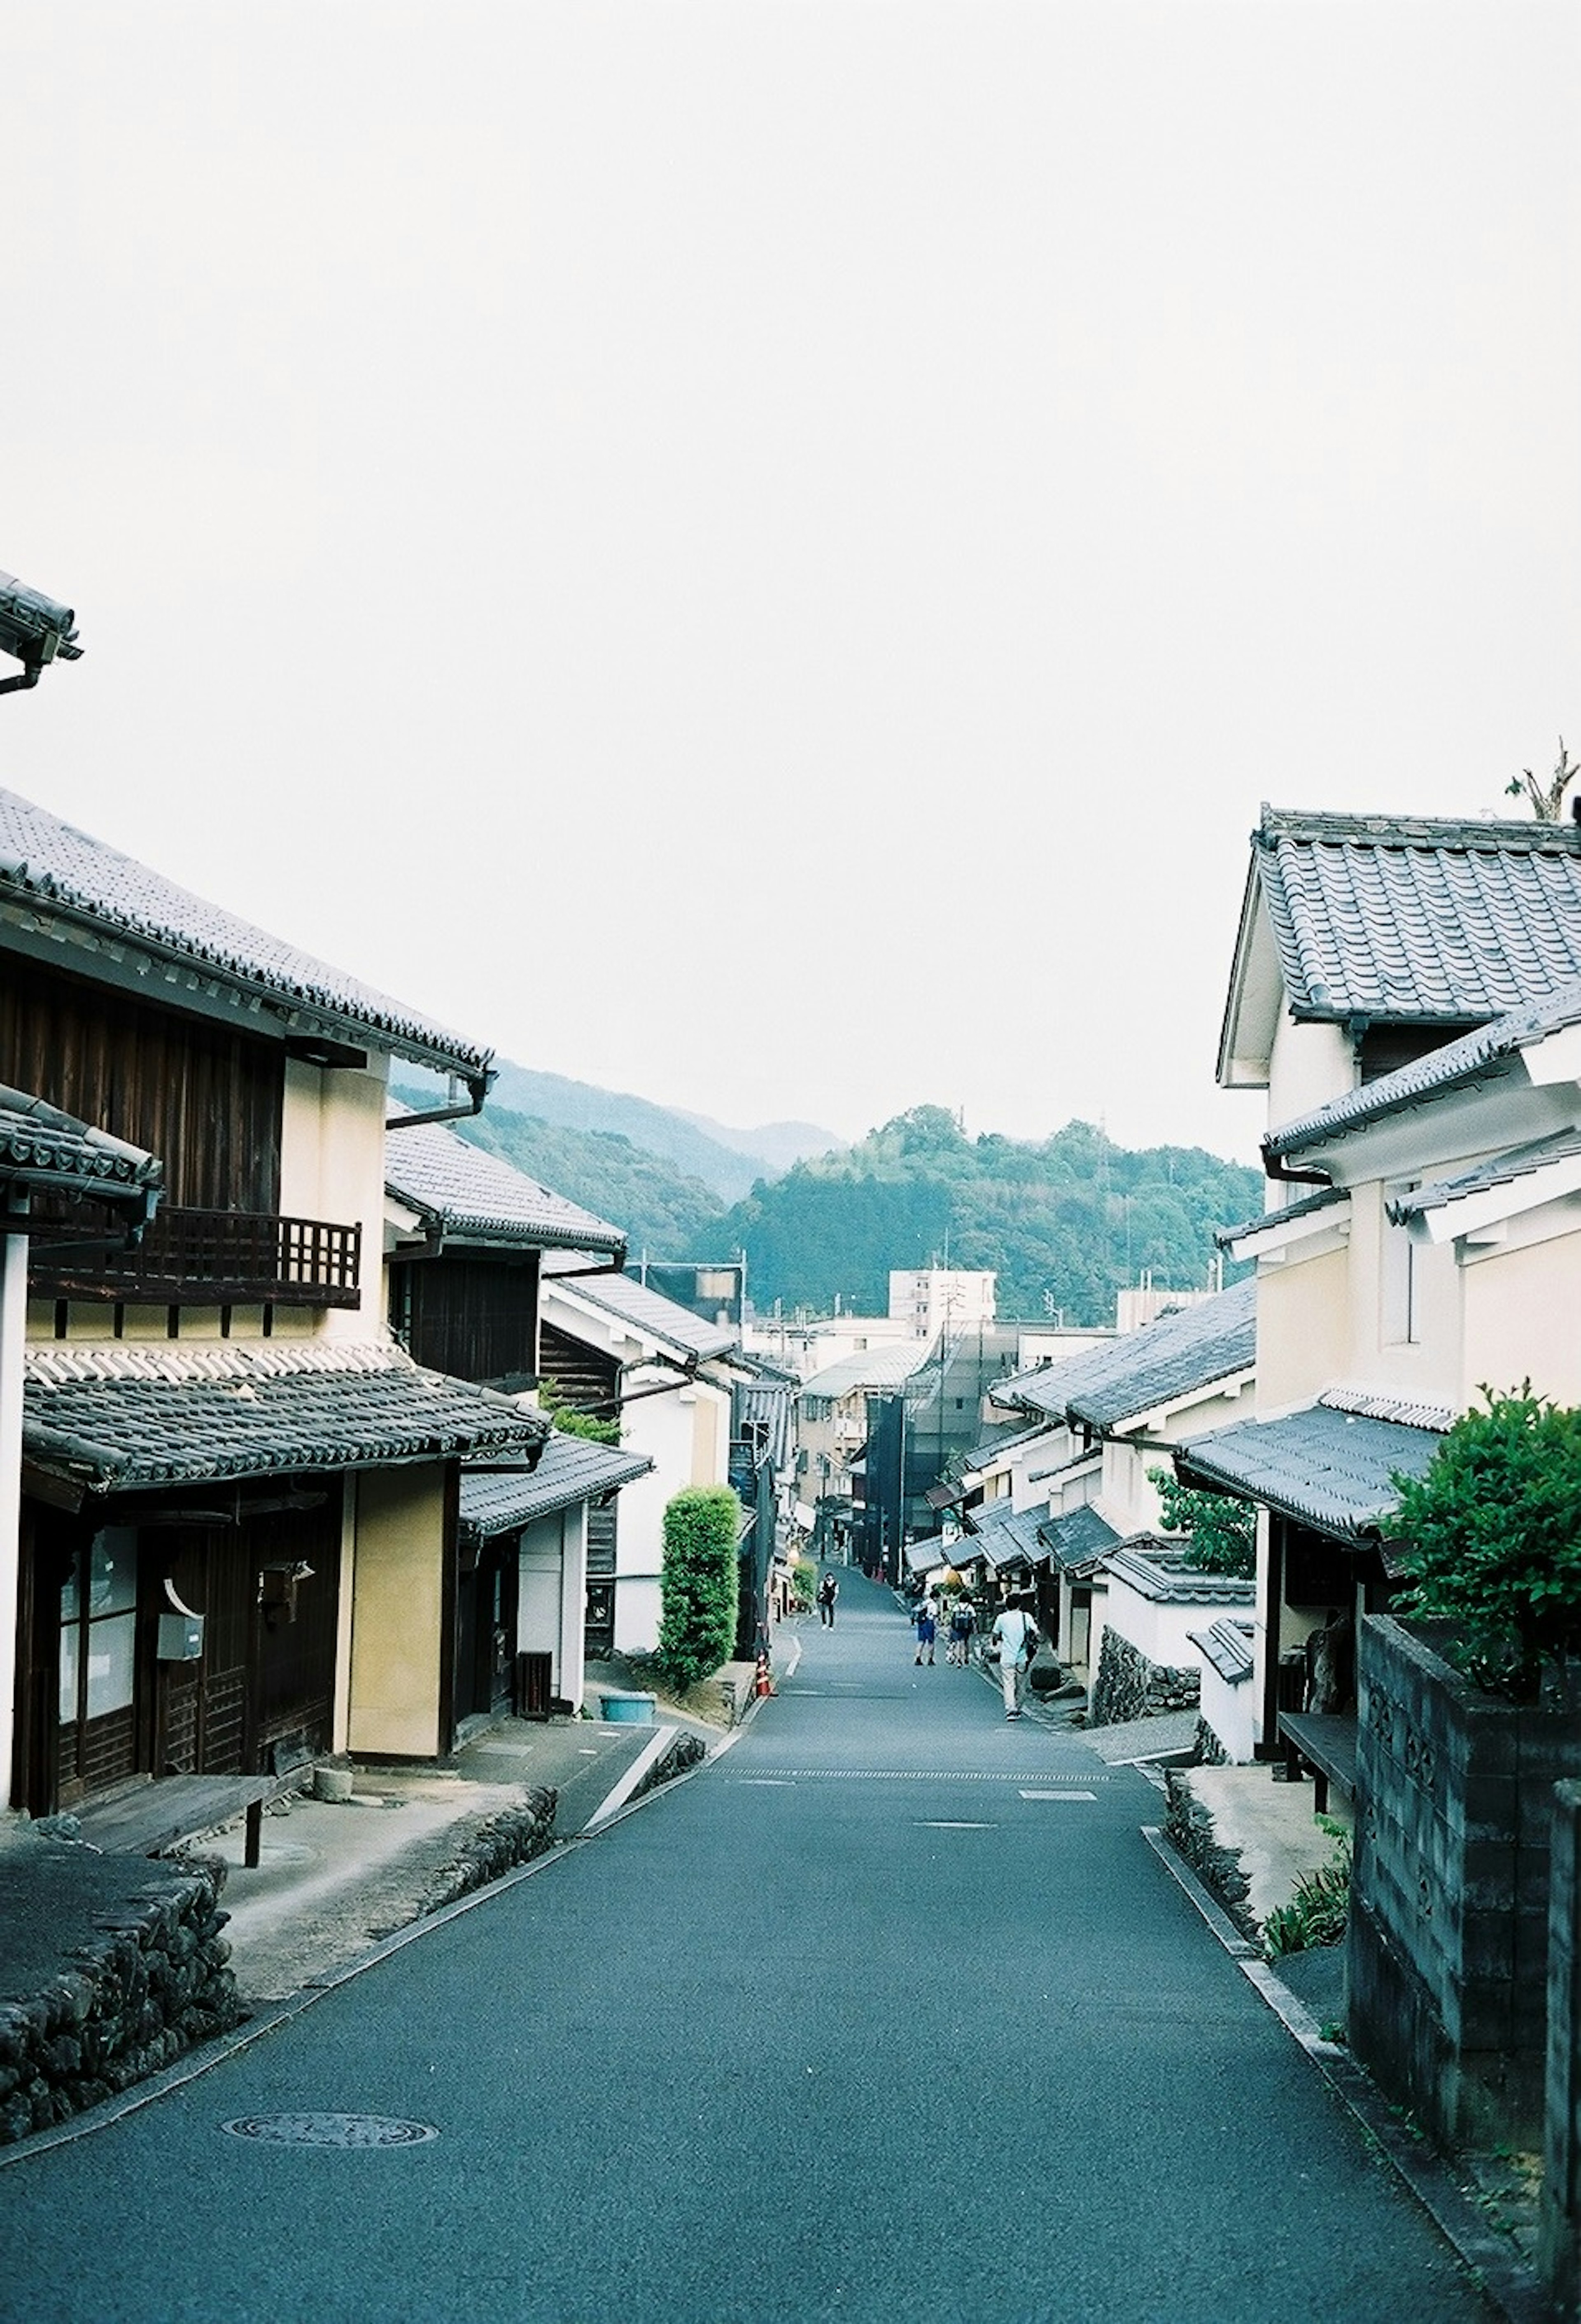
left=1019, top=1789, right=1098, bottom=1801
left=735, top=1778, right=796, bottom=1787
left=915, top=1820, right=998, bottom=1829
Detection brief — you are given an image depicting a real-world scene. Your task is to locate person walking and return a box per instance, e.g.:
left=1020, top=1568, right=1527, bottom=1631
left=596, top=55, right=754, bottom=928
left=990, top=1595, right=1038, bottom=1718
left=913, top=1591, right=938, bottom=1666
left=817, top=1570, right=839, bottom=1628
left=947, top=1598, right=976, bottom=1666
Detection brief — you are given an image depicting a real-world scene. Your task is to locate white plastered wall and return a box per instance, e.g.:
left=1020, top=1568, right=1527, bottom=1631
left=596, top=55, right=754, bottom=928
left=1199, top=1664, right=1257, bottom=1763
left=1460, top=1225, right=1581, bottom=1409
left=1255, top=1244, right=1351, bottom=1415
left=518, top=1500, right=588, bottom=1708
left=1266, top=1015, right=1355, bottom=1140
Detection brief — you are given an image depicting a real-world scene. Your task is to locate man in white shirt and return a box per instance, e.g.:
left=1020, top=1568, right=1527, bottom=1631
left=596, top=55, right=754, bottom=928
left=990, top=1596, right=1038, bottom=1720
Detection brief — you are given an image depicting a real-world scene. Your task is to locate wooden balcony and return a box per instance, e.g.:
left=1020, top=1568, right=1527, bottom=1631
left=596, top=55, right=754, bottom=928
left=31, top=1208, right=362, bottom=1309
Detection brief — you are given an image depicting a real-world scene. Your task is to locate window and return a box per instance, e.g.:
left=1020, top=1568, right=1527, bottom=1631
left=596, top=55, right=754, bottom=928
left=60, top=1528, right=138, bottom=1728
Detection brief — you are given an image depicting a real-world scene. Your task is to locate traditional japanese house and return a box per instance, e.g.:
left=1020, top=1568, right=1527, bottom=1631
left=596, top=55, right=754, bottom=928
left=0, top=784, right=542, bottom=1820
left=384, top=1112, right=651, bottom=1722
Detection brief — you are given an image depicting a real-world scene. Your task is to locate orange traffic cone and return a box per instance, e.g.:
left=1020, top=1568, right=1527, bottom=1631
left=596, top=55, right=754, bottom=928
left=755, top=1651, right=774, bottom=1698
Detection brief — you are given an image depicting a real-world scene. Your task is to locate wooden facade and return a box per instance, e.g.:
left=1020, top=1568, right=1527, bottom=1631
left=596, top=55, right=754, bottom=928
left=396, top=1250, right=541, bottom=1386
left=0, top=952, right=283, bottom=1212
left=14, top=1487, right=344, bottom=1817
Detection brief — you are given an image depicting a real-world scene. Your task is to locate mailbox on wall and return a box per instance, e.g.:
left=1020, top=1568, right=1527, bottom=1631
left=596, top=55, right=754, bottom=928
left=156, top=1611, right=204, bottom=1662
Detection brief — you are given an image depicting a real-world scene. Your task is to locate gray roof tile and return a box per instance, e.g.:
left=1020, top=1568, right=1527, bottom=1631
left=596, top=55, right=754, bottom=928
left=23, top=1341, right=543, bottom=1497
left=386, top=1113, right=626, bottom=1254
left=1178, top=1395, right=1445, bottom=1538
left=0, top=1087, right=161, bottom=1205
left=963, top=1498, right=1049, bottom=1570
left=1266, top=975, right=1581, bottom=1159
left=1101, top=1540, right=1255, bottom=1607
left=1214, top=1186, right=1348, bottom=1249
left=0, top=786, right=490, bottom=1079
left=1387, top=1129, right=1581, bottom=1222
left=1062, top=1281, right=1257, bottom=1432
left=1038, top=1504, right=1120, bottom=1573
left=459, top=1432, right=652, bottom=1540
left=1253, top=807, right=1581, bottom=1023
left=1187, top=1617, right=1255, bottom=1683
left=544, top=1265, right=739, bottom=1363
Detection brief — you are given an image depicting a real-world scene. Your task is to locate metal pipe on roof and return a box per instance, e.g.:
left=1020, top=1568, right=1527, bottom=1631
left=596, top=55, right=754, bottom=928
left=386, top=1067, right=493, bottom=1131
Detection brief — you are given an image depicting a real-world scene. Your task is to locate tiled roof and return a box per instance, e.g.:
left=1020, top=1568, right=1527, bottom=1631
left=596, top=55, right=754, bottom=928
left=1038, top=1504, right=1120, bottom=1573
left=963, top=1498, right=1048, bottom=1571
left=1387, top=1129, right=1581, bottom=1223
left=797, top=1342, right=933, bottom=1401
left=1101, top=1541, right=1255, bottom=1608
left=1252, top=807, right=1581, bottom=1023
left=0, top=786, right=491, bottom=1080
left=962, top=1417, right=1050, bottom=1475
left=23, top=1341, right=544, bottom=1498
left=543, top=1264, right=739, bottom=1363
left=1266, top=976, right=1581, bottom=1160
left=386, top=1113, right=625, bottom=1255
left=1063, top=1280, right=1257, bottom=1433
left=1177, top=1393, right=1446, bottom=1539
left=0, top=1087, right=161, bottom=1206
left=459, top=1432, right=652, bottom=1540
left=1188, top=1617, right=1255, bottom=1684
left=1214, top=1186, right=1348, bottom=1250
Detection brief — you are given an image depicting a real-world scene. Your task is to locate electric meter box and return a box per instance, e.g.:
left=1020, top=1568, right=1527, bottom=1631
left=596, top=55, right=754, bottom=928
left=156, top=1612, right=204, bottom=1662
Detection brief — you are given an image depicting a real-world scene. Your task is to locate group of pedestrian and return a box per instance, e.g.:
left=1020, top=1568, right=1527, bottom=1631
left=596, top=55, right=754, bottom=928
left=815, top=1566, right=1041, bottom=1720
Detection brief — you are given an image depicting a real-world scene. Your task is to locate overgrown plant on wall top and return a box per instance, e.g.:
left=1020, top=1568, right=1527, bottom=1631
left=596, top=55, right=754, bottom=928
left=655, top=1486, right=741, bottom=1690
left=1147, top=1467, right=1256, bottom=1578
left=1385, top=1386, right=1581, bottom=1701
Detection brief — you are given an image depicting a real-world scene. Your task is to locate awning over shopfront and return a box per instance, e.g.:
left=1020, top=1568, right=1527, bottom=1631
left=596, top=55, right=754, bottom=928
left=23, top=1340, right=546, bottom=1506
left=459, top=1433, right=653, bottom=1542
left=963, top=1498, right=1049, bottom=1574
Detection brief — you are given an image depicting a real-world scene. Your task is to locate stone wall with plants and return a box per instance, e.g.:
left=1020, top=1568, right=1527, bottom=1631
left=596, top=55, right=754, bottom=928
left=1350, top=1617, right=1581, bottom=2152
left=0, top=1852, right=238, bottom=2144
left=417, top=1785, right=557, bottom=1915
left=1089, top=1629, right=1199, bottom=1729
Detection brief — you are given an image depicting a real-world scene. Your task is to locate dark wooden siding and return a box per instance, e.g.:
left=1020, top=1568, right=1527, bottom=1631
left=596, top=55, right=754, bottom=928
left=0, top=952, right=283, bottom=1209
left=538, top=1321, right=618, bottom=1416
left=399, top=1251, right=539, bottom=1385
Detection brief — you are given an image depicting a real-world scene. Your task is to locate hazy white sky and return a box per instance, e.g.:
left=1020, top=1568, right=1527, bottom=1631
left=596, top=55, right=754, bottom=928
left=5, top=3, right=1576, bottom=1165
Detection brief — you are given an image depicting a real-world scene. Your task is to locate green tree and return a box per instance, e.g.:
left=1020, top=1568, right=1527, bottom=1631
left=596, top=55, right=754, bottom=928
left=1385, top=1387, right=1581, bottom=1699
left=655, top=1486, right=741, bottom=1689
left=1148, top=1467, right=1257, bottom=1577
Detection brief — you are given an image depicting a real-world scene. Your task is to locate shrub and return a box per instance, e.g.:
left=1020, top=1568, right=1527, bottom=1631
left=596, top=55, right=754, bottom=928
left=1385, top=1386, right=1581, bottom=1700
left=537, top=1376, right=622, bottom=1447
left=655, top=1487, right=741, bottom=1689
left=1264, top=1822, right=1351, bottom=1957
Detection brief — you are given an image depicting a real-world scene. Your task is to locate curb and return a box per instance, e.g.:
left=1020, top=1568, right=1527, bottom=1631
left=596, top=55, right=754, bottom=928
left=1142, top=1826, right=1551, bottom=2324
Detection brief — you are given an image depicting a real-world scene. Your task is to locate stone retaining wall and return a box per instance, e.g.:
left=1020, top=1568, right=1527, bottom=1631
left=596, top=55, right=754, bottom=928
left=1089, top=1630, right=1200, bottom=1730
left=417, top=1785, right=557, bottom=1917
left=0, top=1853, right=238, bottom=2144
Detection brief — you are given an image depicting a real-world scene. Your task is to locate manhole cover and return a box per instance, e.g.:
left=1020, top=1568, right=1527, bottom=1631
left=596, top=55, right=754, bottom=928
left=221, top=2113, right=438, bottom=2148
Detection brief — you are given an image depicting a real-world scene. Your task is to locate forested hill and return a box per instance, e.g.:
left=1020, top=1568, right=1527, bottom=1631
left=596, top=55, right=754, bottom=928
left=719, top=1107, right=1262, bottom=1325
left=449, top=1104, right=728, bottom=1261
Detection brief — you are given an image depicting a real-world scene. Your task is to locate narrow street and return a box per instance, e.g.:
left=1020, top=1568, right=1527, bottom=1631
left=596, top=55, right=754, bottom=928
left=1, top=1575, right=1489, bottom=2324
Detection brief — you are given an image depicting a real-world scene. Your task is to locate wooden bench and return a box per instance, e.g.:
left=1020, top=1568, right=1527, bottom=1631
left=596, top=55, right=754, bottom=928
left=75, top=1771, right=305, bottom=1868
left=1277, top=1711, right=1359, bottom=1816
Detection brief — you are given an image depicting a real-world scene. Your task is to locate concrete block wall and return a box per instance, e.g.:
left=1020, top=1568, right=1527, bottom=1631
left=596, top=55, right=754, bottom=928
left=1349, top=1617, right=1581, bottom=2151
left=1540, top=1780, right=1581, bottom=2318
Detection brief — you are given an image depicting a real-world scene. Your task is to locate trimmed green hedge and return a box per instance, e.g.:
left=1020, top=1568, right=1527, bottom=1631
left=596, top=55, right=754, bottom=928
left=656, top=1486, right=741, bottom=1689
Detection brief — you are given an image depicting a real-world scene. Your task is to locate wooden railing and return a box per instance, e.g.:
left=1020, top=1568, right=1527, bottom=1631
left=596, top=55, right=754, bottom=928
left=32, top=1208, right=362, bottom=1309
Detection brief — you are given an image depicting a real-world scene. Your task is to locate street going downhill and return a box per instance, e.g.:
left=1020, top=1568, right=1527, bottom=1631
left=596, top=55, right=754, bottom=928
left=0, top=1576, right=1491, bottom=2324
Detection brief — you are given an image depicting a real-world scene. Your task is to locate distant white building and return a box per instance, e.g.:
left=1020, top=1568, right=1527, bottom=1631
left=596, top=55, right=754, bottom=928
left=888, top=1268, right=996, bottom=1338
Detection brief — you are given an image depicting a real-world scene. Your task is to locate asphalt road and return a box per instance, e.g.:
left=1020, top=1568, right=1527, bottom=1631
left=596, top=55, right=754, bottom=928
left=0, top=1573, right=1492, bottom=2324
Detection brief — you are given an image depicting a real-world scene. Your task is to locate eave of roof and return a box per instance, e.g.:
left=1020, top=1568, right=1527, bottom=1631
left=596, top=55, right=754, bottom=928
left=543, top=1265, right=739, bottom=1364
left=459, top=1433, right=653, bottom=1540
left=385, top=1114, right=626, bottom=1256
left=0, top=1087, right=162, bottom=1204
left=1062, top=1281, right=1257, bottom=1433
left=22, top=1341, right=543, bottom=1500
left=0, top=786, right=491, bottom=1081
left=1265, top=978, right=1581, bottom=1161
left=1176, top=1393, right=1446, bottom=1540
